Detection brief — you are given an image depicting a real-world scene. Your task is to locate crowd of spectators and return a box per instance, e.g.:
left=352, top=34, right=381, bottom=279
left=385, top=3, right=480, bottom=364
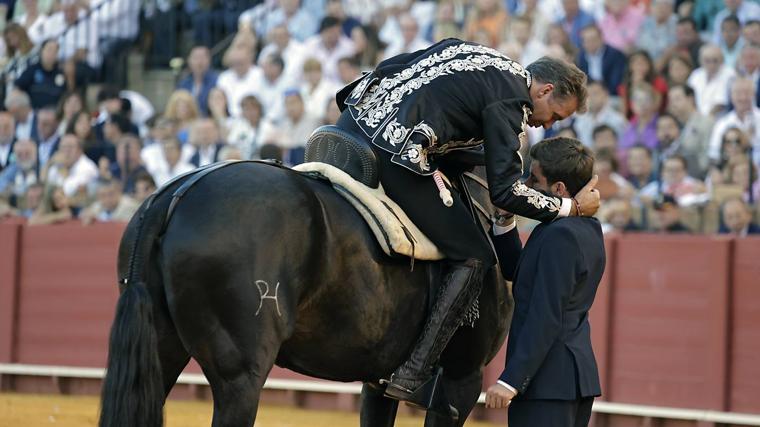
left=0, top=0, right=759, bottom=237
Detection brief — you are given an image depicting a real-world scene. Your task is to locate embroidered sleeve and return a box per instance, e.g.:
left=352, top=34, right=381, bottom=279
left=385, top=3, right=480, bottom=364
left=483, top=98, right=563, bottom=222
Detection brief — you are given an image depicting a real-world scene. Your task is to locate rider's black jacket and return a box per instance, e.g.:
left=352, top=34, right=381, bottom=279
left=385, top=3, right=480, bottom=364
left=336, top=38, right=570, bottom=222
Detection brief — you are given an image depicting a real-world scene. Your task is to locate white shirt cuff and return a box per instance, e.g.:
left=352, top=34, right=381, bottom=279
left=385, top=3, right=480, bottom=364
left=497, top=380, right=518, bottom=395
left=492, top=219, right=516, bottom=235
left=558, top=197, right=572, bottom=218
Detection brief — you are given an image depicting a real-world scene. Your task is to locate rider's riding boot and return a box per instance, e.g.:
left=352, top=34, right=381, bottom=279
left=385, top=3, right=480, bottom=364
left=384, top=258, right=484, bottom=401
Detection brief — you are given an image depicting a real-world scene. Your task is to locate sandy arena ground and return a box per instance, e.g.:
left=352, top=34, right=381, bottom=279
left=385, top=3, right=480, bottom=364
left=0, top=393, right=500, bottom=427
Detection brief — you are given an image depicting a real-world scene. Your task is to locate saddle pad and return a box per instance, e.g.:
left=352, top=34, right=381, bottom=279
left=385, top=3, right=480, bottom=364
left=294, top=162, right=445, bottom=261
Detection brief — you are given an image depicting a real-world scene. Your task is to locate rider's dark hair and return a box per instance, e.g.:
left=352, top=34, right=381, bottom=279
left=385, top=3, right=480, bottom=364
left=529, top=137, right=594, bottom=197
left=526, top=56, right=588, bottom=113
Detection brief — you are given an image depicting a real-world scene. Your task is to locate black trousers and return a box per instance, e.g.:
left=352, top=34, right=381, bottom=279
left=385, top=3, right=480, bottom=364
left=508, top=397, right=594, bottom=427
left=337, top=113, right=495, bottom=265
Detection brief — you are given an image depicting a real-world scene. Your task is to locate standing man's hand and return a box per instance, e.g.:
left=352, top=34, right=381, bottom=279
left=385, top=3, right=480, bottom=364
left=573, top=175, right=600, bottom=217
left=485, top=383, right=516, bottom=409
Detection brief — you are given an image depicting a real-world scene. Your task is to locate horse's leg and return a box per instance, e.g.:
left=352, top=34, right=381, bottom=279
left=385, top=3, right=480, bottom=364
left=168, top=273, right=285, bottom=427
left=423, top=370, right=484, bottom=427
left=156, top=324, right=190, bottom=399
left=360, top=383, right=399, bottom=427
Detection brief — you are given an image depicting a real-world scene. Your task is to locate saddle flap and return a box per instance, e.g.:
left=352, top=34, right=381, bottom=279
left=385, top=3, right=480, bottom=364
left=293, top=162, right=444, bottom=261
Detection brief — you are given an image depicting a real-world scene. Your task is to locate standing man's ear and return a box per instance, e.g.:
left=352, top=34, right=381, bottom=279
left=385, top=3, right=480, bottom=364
left=552, top=181, right=568, bottom=197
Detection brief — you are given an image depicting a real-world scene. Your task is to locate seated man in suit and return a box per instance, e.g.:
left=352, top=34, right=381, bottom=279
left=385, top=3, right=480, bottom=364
left=484, top=136, right=606, bottom=427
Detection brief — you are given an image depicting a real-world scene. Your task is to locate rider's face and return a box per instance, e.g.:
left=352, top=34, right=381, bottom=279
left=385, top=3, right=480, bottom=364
left=528, top=84, right=578, bottom=129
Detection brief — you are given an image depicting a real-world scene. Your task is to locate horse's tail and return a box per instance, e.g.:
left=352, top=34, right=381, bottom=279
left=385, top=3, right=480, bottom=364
left=99, top=203, right=166, bottom=427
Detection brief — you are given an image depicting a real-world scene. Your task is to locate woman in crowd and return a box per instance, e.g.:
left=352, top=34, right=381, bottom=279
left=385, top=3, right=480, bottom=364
left=207, top=87, right=235, bottom=136
left=619, top=50, right=668, bottom=118
left=725, top=156, right=760, bottom=204
left=57, top=91, right=85, bottom=134
left=164, top=89, right=200, bottom=144
left=66, top=111, right=106, bottom=164
left=28, top=185, right=74, bottom=225
left=664, top=52, right=694, bottom=86
left=620, top=82, right=661, bottom=151
left=1, top=23, right=37, bottom=100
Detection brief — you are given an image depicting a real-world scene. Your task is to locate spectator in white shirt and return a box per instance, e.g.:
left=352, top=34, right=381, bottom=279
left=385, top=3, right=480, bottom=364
left=640, top=155, right=707, bottom=204
left=573, top=80, right=627, bottom=146
left=91, top=0, right=141, bottom=87
left=382, top=14, right=431, bottom=60
left=217, top=47, right=263, bottom=118
left=253, top=53, right=294, bottom=122
left=80, top=178, right=139, bottom=224
left=505, top=16, right=546, bottom=66
left=14, top=0, right=49, bottom=45
left=45, top=133, right=98, bottom=199
left=258, top=24, right=308, bottom=82
left=5, top=90, right=36, bottom=141
left=687, top=44, right=736, bottom=116
left=188, top=118, right=225, bottom=167
left=226, top=95, right=277, bottom=160
left=45, top=0, right=101, bottom=68
left=737, top=43, right=760, bottom=93
left=302, top=16, right=356, bottom=83
left=708, top=77, right=760, bottom=165
left=149, top=138, right=195, bottom=187
left=300, top=58, right=341, bottom=122
left=269, top=90, right=321, bottom=150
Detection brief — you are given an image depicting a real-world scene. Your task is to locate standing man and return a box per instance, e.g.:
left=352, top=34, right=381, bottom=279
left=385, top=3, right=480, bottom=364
left=334, top=38, right=600, bottom=403
left=485, top=137, right=605, bottom=427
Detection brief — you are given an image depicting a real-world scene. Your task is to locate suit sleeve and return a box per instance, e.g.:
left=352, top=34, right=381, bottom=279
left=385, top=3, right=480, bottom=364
left=499, top=227, right=583, bottom=393
left=483, top=99, right=571, bottom=222
left=491, top=226, right=522, bottom=281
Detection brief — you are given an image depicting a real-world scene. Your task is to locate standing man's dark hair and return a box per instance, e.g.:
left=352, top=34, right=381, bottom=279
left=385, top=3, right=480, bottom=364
left=529, top=137, right=594, bottom=196
left=527, top=57, right=589, bottom=113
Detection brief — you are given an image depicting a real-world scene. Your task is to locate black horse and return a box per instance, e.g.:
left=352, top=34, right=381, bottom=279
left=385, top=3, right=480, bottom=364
left=99, top=151, right=512, bottom=426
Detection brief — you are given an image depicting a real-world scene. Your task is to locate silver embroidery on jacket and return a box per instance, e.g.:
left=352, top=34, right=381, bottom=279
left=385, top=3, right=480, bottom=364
left=401, top=143, right=431, bottom=172
left=354, top=43, right=528, bottom=129
left=511, top=182, right=561, bottom=211
left=382, top=118, right=409, bottom=146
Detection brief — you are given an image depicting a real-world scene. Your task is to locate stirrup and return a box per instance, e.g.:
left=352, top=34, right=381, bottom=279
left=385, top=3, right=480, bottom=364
left=381, top=368, right=459, bottom=421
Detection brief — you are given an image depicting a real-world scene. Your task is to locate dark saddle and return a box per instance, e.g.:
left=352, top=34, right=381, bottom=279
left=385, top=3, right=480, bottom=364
left=305, top=125, right=380, bottom=188
left=305, top=125, right=486, bottom=187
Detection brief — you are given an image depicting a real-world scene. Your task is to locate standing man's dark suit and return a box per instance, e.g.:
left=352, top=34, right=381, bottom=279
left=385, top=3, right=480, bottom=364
left=492, top=217, right=606, bottom=427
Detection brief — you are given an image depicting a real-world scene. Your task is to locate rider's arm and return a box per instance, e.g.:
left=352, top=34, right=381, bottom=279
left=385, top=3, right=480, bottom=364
left=482, top=99, right=573, bottom=222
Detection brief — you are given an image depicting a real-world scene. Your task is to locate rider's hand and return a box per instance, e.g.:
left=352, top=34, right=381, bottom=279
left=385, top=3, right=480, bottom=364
left=485, top=383, right=516, bottom=409
left=573, top=175, right=600, bottom=217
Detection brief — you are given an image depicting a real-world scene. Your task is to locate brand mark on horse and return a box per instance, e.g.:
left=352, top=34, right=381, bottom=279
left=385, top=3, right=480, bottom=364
left=254, top=280, right=282, bottom=317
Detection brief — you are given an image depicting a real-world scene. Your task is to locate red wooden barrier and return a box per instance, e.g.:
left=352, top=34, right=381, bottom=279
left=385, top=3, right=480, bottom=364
left=729, top=237, right=760, bottom=413
left=0, top=221, right=22, bottom=363
left=14, top=221, right=124, bottom=367
left=607, top=234, right=732, bottom=410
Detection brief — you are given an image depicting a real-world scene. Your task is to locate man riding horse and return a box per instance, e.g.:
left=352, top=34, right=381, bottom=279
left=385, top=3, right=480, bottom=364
left=334, top=38, right=601, bottom=403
